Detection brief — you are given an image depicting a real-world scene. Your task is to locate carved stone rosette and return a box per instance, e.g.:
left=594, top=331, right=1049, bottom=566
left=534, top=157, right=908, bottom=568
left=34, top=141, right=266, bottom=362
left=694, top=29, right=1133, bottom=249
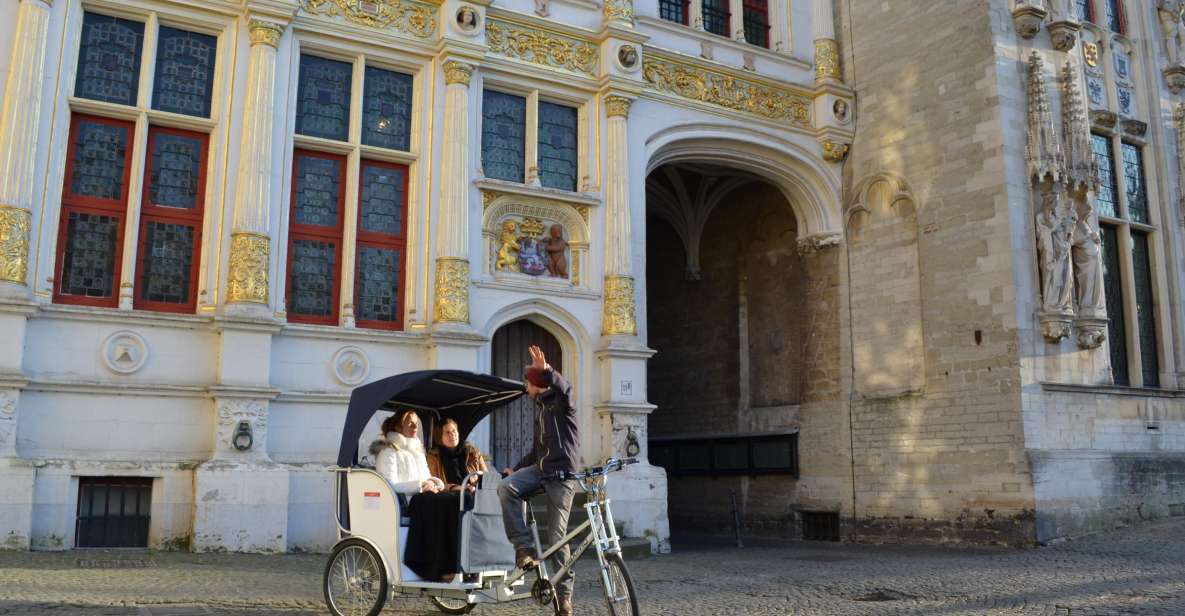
left=433, top=257, right=470, bottom=324
left=602, top=275, right=637, bottom=336
left=814, top=38, right=841, bottom=82
left=248, top=19, right=284, bottom=48
left=0, top=205, right=30, bottom=285
left=226, top=233, right=270, bottom=304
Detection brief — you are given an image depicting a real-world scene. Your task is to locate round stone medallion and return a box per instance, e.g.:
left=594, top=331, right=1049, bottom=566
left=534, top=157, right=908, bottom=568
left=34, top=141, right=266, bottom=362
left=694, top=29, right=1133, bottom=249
left=102, top=330, right=149, bottom=374
left=333, top=346, right=370, bottom=386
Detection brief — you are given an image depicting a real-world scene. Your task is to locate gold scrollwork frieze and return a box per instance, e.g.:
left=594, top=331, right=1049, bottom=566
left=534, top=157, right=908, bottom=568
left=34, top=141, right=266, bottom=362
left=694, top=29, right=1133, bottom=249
left=641, top=55, right=812, bottom=128
left=485, top=19, right=597, bottom=76
left=601, top=275, right=636, bottom=336
left=433, top=257, right=470, bottom=324
left=0, top=205, right=30, bottom=285
left=300, top=0, right=437, bottom=40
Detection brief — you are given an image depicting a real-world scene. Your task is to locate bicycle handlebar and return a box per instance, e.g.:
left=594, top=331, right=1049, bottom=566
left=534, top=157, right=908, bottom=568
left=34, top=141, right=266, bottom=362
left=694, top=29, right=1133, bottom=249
left=550, top=457, right=638, bottom=482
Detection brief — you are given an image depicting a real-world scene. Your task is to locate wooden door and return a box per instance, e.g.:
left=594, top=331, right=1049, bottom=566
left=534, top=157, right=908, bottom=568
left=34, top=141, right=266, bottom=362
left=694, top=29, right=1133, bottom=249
left=490, top=320, right=563, bottom=470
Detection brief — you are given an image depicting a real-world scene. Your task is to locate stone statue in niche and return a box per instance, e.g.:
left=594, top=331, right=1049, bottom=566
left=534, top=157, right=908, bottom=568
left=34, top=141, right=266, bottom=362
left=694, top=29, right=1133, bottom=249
left=1158, top=0, right=1185, bottom=66
left=1036, top=185, right=1075, bottom=316
left=544, top=224, right=569, bottom=278
left=496, top=220, right=521, bottom=272
left=1072, top=211, right=1105, bottom=316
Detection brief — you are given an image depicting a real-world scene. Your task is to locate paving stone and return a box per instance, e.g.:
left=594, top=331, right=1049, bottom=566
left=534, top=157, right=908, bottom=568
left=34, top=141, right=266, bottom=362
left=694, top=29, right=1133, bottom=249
left=0, top=520, right=1183, bottom=615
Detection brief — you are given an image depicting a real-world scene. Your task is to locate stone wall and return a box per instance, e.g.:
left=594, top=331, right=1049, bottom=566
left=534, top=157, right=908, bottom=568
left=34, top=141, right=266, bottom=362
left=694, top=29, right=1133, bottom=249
left=840, top=0, right=1036, bottom=545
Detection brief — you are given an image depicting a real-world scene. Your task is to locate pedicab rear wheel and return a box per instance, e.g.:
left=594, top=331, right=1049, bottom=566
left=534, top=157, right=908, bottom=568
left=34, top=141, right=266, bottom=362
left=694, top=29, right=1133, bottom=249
left=324, top=538, right=388, bottom=616
left=602, top=553, right=639, bottom=616
left=431, top=595, right=477, bottom=614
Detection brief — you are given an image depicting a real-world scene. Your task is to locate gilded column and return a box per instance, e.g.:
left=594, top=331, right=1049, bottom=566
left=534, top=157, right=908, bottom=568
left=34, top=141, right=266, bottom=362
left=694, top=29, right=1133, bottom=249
left=0, top=0, right=53, bottom=294
left=225, top=19, right=284, bottom=308
left=602, top=95, right=636, bottom=337
left=433, top=61, right=475, bottom=325
left=813, top=0, right=841, bottom=82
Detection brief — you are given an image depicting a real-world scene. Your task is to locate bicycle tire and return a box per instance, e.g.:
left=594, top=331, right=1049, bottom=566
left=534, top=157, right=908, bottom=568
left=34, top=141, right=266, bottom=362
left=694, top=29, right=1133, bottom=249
left=430, top=595, right=476, bottom=614
left=323, top=538, right=388, bottom=616
left=601, top=553, right=640, bottom=616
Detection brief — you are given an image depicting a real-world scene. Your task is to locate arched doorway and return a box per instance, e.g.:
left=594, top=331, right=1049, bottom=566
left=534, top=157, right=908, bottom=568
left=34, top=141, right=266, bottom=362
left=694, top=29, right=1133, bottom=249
left=489, top=319, right=564, bottom=470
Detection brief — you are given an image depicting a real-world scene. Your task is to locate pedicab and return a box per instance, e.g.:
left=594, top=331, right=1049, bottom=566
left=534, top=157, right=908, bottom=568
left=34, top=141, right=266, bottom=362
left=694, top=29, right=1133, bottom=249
left=325, top=369, right=641, bottom=616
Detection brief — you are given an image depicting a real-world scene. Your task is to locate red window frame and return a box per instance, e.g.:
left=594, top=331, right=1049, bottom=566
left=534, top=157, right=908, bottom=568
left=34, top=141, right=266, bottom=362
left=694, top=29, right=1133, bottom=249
left=287, top=149, right=346, bottom=325
left=134, top=126, right=209, bottom=313
left=354, top=159, right=410, bottom=331
left=1105, top=0, right=1125, bottom=33
left=743, top=0, right=770, bottom=48
left=54, top=114, right=136, bottom=308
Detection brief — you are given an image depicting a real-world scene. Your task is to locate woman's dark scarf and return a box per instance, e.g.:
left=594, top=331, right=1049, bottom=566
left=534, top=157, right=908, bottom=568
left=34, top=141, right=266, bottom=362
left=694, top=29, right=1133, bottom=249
left=438, top=443, right=470, bottom=485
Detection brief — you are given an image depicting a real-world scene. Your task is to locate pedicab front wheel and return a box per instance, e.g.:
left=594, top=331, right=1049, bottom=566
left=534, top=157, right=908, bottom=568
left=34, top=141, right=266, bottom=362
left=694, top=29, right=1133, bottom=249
left=602, top=553, right=640, bottom=616
left=431, top=595, right=477, bottom=614
left=324, top=538, right=388, bottom=616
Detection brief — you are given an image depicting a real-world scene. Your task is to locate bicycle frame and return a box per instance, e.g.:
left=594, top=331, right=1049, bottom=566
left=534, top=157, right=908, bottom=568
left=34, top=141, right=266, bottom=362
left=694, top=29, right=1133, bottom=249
left=500, top=473, right=623, bottom=601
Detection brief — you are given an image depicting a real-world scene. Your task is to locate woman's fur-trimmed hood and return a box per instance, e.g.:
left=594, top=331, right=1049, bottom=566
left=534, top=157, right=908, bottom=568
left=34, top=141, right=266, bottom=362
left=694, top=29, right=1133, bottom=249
left=368, top=432, right=425, bottom=457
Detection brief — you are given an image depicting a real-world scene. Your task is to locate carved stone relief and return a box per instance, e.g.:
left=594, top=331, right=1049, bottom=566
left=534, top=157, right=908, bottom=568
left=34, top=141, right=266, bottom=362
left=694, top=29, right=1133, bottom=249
left=101, top=330, right=149, bottom=375
left=333, top=346, right=370, bottom=386
left=1158, top=1, right=1185, bottom=92
left=215, top=398, right=269, bottom=459
left=482, top=194, right=590, bottom=288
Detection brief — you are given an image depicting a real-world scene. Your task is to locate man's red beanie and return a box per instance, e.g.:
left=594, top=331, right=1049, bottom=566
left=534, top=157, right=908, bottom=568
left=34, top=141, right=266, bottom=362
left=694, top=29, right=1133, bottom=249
left=523, top=366, right=551, bottom=388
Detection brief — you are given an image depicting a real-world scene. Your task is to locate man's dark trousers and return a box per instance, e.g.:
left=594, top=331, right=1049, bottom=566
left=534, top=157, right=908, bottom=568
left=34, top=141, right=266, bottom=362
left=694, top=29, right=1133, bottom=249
left=498, top=466, right=577, bottom=600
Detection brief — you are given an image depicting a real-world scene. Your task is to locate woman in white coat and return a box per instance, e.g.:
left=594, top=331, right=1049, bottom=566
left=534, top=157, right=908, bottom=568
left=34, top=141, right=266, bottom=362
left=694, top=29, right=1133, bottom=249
left=371, top=409, right=444, bottom=495
left=369, top=408, right=459, bottom=582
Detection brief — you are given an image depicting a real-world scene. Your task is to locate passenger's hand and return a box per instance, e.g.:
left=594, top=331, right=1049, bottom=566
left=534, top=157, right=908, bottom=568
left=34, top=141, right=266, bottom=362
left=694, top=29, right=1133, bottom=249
left=465, top=483, right=477, bottom=494
left=449, top=484, right=463, bottom=493
left=502, top=467, right=513, bottom=478
left=420, top=480, right=439, bottom=493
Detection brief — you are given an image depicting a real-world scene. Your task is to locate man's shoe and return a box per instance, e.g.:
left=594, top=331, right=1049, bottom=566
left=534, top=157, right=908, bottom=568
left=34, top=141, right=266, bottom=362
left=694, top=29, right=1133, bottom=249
left=557, top=596, right=573, bottom=616
left=515, top=547, right=538, bottom=570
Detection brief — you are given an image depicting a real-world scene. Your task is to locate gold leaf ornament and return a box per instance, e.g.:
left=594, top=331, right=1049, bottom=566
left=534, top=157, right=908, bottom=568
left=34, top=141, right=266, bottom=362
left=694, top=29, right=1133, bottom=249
left=485, top=20, right=597, bottom=76
left=226, top=233, right=270, bottom=304
left=301, top=0, right=437, bottom=39
left=0, top=206, right=30, bottom=284
left=642, top=57, right=811, bottom=127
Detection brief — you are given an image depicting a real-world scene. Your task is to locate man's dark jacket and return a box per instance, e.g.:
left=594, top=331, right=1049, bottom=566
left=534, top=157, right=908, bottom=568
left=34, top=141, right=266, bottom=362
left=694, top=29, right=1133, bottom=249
left=513, top=368, right=579, bottom=474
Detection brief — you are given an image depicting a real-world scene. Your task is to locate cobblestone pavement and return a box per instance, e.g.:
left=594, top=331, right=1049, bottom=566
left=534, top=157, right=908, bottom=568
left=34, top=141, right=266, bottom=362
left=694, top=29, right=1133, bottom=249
left=1, top=519, right=1183, bottom=615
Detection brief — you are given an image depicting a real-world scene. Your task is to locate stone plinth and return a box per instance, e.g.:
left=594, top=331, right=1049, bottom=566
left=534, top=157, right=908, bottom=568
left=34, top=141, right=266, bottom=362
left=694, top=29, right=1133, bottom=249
left=193, top=460, right=290, bottom=553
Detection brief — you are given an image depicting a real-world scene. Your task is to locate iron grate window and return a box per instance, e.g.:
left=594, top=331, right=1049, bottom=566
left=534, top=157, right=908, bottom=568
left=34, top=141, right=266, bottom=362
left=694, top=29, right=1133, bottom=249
left=481, top=90, right=527, bottom=183
left=659, top=0, right=689, bottom=24
left=742, top=0, right=769, bottom=48
left=295, top=55, right=352, bottom=142
left=1120, top=142, right=1147, bottom=224
left=702, top=0, right=730, bottom=36
left=76, top=477, right=153, bottom=548
left=801, top=511, right=840, bottom=542
left=1132, top=232, right=1159, bottom=387
left=75, top=12, right=144, bottom=107
left=1092, top=134, right=1118, bottom=219
left=1100, top=224, right=1129, bottom=386
left=649, top=432, right=798, bottom=477
left=152, top=27, right=216, bottom=118
left=1103, top=0, right=1122, bottom=33
left=362, top=66, right=413, bottom=151
left=537, top=102, right=579, bottom=191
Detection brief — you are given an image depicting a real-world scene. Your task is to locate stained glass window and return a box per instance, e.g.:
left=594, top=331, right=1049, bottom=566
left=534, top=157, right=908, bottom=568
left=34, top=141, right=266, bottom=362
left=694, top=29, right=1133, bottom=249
left=481, top=90, right=526, bottom=183
left=362, top=66, right=413, bottom=151
left=355, top=246, right=401, bottom=323
left=359, top=164, right=405, bottom=235
left=75, top=12, right=144, bottom=107
left=1075, top=0, right=1091, bottom=22
left=152, top=27, right=217, bottom=118
left=1103, top=0, right=1122, bottom=33
left=1100, top=224, right=1128, bottom=386
left=147, top=132, right=203, bottom=209
left=69, top=120, right=130, bottom=201
left=293, top=154, right=343, bottom=227
left=743, top=0, right=769, bottom=48
left=1092, top=134, right=1117, bottom=219
left=659, top=0, right=689, bottom=24
left=289, top=239, right=337, bottom=318
left=1121, top=142, right=1147, bottom=224
left=295, top=55, right=352, bottom=142
left=703, top=0, right=730, bottom=36
left=537, top=102, right=578, bottom=191
left=59, top=211, right=120, bottom=299
left=138, top=220, right=195, bottom=304
left=1132, top=232, right=1159, bottom=387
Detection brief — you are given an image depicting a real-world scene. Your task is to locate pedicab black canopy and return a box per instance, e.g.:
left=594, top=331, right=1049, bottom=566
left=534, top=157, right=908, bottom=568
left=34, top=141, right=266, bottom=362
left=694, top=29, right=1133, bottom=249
left=336, top=369, right=525, bottom=467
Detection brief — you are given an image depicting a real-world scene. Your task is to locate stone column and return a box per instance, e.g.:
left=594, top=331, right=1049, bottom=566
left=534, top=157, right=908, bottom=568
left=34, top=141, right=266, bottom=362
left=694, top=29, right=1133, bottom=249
left=730, top=0, right=745, bottom=41
left=602, top=95, right=637, bottom=338
left=0, top=0, right=53, bottom=299
left=432, top=60, right=474, bottom=328
left=224, top=19, right=284, bottom=315
left=813, top=0, right=841, bottom=82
